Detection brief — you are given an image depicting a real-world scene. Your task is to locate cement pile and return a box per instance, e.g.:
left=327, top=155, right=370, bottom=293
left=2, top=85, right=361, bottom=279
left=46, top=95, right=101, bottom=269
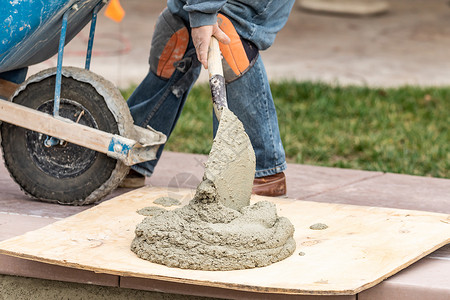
left=131, top=108, right=295, bottom=270
left=131, top=180, right=296, bottom=270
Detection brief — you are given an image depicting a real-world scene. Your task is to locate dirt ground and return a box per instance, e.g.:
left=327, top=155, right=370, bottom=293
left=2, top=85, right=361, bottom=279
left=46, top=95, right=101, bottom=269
left=28, top=0, right=450, bottom=88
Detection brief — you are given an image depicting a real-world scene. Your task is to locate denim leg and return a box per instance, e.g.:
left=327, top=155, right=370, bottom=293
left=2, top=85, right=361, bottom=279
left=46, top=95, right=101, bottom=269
left=214, top=55, right=287, bottom=177
left=128, top=51, right=201, bottom=176
left=0, top=67, right=28, bottom=84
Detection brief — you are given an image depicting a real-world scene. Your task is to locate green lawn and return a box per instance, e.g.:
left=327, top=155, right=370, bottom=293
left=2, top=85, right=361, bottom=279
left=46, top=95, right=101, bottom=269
left=122, top=82, right=449, bottom=178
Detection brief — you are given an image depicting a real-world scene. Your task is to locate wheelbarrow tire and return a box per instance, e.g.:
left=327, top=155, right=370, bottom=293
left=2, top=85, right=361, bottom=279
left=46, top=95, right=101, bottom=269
left=0, top=67, right=133, bottom=205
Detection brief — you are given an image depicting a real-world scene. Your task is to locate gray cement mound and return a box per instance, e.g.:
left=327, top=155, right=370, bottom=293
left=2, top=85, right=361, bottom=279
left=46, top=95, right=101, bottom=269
left=131, top=180, right=296, bottom=271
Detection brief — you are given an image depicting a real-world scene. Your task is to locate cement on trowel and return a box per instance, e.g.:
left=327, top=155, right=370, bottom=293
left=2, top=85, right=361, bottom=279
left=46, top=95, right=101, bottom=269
left=131, top=107, right=296, bottom=270
left=202, top=107, right=255, bottom=211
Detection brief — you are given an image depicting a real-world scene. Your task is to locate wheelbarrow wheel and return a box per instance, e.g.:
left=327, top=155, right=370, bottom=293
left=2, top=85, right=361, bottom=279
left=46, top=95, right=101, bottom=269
left=0, top=67, right=133, bottom=205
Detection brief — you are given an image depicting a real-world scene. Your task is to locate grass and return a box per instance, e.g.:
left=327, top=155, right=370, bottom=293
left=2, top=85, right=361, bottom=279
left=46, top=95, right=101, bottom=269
left=121, top=82, right=449, bottom=179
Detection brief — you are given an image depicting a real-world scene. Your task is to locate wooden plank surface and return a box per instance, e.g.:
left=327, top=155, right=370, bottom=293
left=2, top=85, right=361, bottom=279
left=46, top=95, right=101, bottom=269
left=0, top=187, right=448, bottom=295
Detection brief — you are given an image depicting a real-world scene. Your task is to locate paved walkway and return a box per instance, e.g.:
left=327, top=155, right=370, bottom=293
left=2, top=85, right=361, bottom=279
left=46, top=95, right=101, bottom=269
left=28, top=0, right=450, bottom=88
left=0, top=151, right=449, bottom=299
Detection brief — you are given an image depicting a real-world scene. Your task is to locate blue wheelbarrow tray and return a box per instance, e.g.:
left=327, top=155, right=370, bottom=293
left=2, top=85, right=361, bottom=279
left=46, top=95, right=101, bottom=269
left=0, top=0, right=103, bottom=73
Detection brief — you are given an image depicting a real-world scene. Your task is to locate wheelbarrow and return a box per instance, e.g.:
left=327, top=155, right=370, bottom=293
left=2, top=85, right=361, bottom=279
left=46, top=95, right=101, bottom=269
left=0, top=0, right=166, bottom=205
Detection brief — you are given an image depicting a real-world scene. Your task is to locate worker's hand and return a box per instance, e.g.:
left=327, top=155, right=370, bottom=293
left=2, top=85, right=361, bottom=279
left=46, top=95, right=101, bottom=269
left=192, top=23, right=230, bottom=69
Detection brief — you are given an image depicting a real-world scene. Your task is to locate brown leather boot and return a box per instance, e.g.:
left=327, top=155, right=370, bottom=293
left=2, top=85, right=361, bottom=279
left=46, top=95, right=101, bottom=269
left=252, top=172, right=286, bottom=197
left=119, top=169, right=146, bottom=188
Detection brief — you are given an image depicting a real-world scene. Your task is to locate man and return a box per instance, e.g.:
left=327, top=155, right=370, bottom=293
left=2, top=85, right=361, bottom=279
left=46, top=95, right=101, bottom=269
left=122, top=0, right=295, bottom=197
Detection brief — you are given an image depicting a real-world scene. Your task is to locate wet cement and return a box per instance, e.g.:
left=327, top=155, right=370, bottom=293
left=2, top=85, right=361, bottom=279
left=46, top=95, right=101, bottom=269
left=131, top=108, right=295, bottom=270
left=137, top=206, right=166, bottom=217
left=202, top=108, right=255, bottom=211
left=310, top=223, right=328, bottom=230
left=153, top=196, right=181, bottom=207
left=131, top=191, right=296, bottom=270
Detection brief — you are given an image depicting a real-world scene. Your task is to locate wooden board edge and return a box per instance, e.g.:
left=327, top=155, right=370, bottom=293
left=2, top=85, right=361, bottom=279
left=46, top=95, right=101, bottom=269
left=352, top=238, right=450, bottom=294
left=2, top=237, right=448, bottom=296
left=0, top=248, right=357, bottom=296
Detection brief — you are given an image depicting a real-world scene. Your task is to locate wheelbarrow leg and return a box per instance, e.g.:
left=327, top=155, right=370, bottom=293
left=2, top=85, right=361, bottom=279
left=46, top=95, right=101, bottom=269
left=85, top=2, right=102, bottom=70
left=53, top=1, right=103, bottom=115
left=53, top=6, right=70, bottom=117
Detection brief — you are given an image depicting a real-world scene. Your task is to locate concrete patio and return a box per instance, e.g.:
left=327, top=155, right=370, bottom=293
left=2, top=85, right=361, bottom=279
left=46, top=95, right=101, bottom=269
left=28, top=0, right=450, bottom=88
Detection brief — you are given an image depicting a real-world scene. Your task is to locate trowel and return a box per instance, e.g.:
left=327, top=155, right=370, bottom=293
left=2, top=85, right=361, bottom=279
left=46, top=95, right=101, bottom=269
left=198, top=37, right=256, bottom=211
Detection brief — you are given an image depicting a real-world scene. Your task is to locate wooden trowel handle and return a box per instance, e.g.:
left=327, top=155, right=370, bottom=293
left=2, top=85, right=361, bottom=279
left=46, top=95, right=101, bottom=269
left=208, top=37, right=228, bottom=120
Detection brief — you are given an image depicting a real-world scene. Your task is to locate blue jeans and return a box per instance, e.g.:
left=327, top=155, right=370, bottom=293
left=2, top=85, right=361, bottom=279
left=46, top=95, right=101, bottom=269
left=128, top=43, right=286, bottom=179
left=0, top=67, right=28, bottom=84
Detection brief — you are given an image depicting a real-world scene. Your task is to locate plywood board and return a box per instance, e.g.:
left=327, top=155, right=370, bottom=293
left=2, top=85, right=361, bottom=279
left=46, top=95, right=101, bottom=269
left=0, top=187, right=449, bottom=295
